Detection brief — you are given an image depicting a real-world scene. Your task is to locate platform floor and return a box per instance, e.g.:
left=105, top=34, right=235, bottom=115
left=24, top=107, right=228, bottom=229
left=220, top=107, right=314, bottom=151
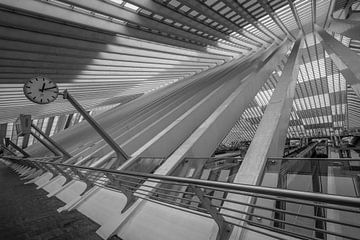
left=0, top=163, right=103, bottom=240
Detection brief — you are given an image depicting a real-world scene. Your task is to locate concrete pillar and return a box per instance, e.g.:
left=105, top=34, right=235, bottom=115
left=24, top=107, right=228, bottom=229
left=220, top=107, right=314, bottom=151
left=315, top=24, right=360, bottom=98
left=225, top=35, right=303, bottom=240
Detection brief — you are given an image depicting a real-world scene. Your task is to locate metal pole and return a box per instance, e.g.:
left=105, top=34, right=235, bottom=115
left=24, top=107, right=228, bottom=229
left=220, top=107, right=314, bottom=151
left=5, top=138, right=30, bottom=157
left=0, top=143, right=17, bottom=156
left=30, top=131, right=61, bottom=157
left=62, top=90, right=128, bottom=165
left=37, top=160, right=360, bottom=208
left=31, top=123, right=71, bottom=159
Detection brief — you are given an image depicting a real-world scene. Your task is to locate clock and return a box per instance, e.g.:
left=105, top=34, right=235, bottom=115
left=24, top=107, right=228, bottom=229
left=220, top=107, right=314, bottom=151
left=23, top=76, right=59, bottom=104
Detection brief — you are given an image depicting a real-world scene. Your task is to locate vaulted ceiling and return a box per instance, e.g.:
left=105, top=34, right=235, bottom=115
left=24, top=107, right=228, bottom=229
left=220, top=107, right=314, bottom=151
left=0, top=0, right=359, bottom=145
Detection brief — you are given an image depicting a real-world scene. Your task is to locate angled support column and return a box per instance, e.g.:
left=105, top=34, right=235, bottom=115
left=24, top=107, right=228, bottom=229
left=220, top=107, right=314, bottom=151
left=315, top=24, right=360, bottom=98
left=63, top=90, right=128, bottom=168
left=5, top=138, right=30, bottom=157
left=154, top=39, right=291, bottom=173
left=94, top=40, right=293, bottom=240
left=31, top=123, right=71, bottom=160
left=226, top=35, right=303, bottom=240
left=31, top=130, right=61, bottom=157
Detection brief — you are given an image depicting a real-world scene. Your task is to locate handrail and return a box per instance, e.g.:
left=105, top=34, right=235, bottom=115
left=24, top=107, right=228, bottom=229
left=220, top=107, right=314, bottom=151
left=4, top=155, right=360, bottom=240
left=268, top=157, right=360, bottom=161
left=5, top=156, right=360, bottom=208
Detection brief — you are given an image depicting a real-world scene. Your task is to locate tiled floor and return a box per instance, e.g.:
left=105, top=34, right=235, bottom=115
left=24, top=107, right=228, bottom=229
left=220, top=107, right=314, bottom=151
left=0, top=163, right=103, bottom=240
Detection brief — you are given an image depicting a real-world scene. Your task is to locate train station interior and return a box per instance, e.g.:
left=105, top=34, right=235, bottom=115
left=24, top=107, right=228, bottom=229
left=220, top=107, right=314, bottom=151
left=1, top=0, right=360, bottom=239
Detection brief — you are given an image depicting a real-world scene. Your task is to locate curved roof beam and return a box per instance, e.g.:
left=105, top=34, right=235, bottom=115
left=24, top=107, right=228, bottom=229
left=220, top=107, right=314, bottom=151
left=0, top=0, right=205, bottom=51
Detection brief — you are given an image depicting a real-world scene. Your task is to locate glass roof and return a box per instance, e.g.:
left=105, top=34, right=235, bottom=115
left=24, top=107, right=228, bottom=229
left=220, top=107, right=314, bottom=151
left=0, top=0, right=359, bottom=146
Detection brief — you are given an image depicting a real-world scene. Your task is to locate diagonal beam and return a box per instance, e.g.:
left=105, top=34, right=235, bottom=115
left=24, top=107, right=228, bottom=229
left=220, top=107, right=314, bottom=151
left=226, top=34, right=303, bottom=239
left=287, top=0, right=306, bottom=35
left=152, top=40, right=292, bottom=178
left=315, top=24, right=360, bottom=98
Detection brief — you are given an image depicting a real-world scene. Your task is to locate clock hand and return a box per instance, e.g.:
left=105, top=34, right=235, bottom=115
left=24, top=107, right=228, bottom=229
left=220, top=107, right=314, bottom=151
left=43, top=86, right=57, bottom=90
left=40, top=83, right=46, bottom=92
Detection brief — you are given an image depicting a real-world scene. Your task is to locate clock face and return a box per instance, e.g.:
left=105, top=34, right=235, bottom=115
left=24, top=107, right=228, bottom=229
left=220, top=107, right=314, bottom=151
left=23, top=76, right=59, bottom=104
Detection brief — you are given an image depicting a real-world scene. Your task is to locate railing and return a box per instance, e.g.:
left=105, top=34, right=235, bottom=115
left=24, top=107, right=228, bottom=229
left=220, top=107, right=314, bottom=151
left=2, top=156, right=360, bottom=240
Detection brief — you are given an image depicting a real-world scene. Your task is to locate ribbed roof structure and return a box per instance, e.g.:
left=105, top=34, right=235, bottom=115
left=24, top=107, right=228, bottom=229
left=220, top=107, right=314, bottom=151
left=0, top=0, right=359, bottom=146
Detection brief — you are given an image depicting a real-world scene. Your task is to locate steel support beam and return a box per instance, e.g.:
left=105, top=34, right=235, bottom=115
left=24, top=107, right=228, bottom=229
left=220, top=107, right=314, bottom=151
left=31, top=123, right=71, bottom=159
left=59, top=0, right=216, bottom=46
left=30, top=131, right=61, bottom=157
left=63, top=90, right=128, bottom=168
left=0, top=61, right=203, bottom=72
left=151, top=41, right=291, bottom=175
left=258, top=0, right=295, bottom=40
left=0, top=27, right=221, bottom=64
left=0, top=57, right=208, bottom=71
left=0, top=10, right=228, bottom=60
left=0, top=49, right=214, bottom=68
left=222, top=0, right=281, bottom=43
left=315, top=24, right=360, bottom=98
left=0, top=0, right=205, bottom=51
left=126, top=0, right=232, bottom=43
left=226, top=35, right=303, bottom=240
left=87, top=45, right=294, bottom=239
left=5, top=138, right=30, bottom=158
left=176, top=0, right=266, bottom=47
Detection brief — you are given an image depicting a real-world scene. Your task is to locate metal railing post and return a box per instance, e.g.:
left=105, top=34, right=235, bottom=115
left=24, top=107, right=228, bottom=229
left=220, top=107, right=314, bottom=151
left=105, top=173, right=136, bottom=213
left=189, top=185, right=232, bottom=240
left=39, top=162, right=59, bottom=176
left=68, top=166, right=94, bottom=192
left=62, top=90, right=128, bottom=167
left=51, top=164, right=73, bottom=182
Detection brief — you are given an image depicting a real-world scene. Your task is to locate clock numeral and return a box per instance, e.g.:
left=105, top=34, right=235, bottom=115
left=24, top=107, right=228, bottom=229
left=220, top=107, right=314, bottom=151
left=32, top=96, right=36, bottom=100
left=40, top=99, right=43, bottom=103
left=26, top=86, right=30, bottom=88
left=52, top=96, right=56, bottom=99
left=28, top=92, right=32, bottom=94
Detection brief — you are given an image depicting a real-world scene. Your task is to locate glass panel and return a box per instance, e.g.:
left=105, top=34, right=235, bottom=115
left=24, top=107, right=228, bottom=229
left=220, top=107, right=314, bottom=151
left=252, top=157, right=360, bottom=239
